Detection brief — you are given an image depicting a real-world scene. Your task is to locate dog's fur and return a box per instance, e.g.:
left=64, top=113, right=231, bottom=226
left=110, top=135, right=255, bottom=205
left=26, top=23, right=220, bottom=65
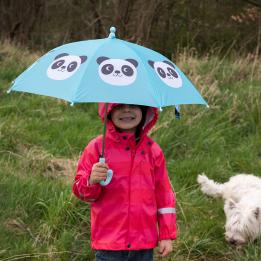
left=197, top=174, right=261, bottom=245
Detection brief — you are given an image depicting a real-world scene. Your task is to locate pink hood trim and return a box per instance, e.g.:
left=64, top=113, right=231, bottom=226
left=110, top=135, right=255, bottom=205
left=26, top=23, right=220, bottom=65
left=98, top=103, right=158, bottom=139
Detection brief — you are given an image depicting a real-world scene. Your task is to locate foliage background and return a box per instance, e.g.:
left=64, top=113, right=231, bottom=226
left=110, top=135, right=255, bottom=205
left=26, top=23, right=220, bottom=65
left=0, top=0, right=260, bottom=55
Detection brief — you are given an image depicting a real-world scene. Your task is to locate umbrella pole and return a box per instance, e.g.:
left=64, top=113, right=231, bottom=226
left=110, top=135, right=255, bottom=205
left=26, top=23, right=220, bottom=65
left=101, top=103, right=108, bottom=158
left=99, top=103, right=113, bottom=186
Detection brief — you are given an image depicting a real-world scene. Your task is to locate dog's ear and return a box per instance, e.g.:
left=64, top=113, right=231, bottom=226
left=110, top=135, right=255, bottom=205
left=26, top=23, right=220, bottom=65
left=228, top=200, right=236, bottom=210
left=254, top=207, right=260, bottom=219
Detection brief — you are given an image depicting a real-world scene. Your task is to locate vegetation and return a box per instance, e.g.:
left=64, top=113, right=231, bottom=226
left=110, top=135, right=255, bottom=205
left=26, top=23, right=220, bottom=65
left=0, top=0, right=260, bottom=55
left=0, top=39, right=260, bottom=261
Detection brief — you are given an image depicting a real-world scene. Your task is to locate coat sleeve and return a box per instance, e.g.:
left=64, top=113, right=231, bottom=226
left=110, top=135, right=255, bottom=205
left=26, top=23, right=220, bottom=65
left=72, top=138, right=102, bottom=202
left=154, top=147, right=177, bottom=240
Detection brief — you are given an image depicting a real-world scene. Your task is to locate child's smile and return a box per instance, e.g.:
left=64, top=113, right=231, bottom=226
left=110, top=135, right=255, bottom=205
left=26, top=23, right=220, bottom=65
left=119, top=114, right=135, bottom=121
left=111, top=104, right=142, bottom=133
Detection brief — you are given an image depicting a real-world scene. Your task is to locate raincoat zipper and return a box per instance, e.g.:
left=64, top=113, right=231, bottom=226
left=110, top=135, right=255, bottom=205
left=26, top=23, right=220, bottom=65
left=127, top=146, right=136, bottom=248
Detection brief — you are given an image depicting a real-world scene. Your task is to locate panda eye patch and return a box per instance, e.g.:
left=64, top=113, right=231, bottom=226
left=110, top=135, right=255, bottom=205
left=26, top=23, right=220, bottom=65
left=52, top=59, right=65, bottom=69
left=122, top=65, right=133, bottom=76
left=167, top=67, right=178, bottom=78
left=157, top=67, right=166, bottom=78
left=67, top=61, right=78, bottom=72
left=101, top=64, right=114, bottom=75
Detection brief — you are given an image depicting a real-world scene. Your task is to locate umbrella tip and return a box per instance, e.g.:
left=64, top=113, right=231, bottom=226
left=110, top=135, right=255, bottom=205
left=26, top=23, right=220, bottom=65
left=108, top=26, right=116, bottom=39
left=7, top=81, right=15, bottom=93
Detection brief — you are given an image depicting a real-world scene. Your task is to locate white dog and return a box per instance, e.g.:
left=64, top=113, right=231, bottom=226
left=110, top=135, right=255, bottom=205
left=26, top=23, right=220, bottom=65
left=197, top=174, right=261, bottom=245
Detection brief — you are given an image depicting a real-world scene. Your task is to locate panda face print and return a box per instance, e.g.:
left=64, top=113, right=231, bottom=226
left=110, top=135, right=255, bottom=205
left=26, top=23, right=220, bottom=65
left=148, top=60, right=182, bottom=88
left=47, top=53, right=87, bottom=80
left=97, top=57, right=138, bottom=86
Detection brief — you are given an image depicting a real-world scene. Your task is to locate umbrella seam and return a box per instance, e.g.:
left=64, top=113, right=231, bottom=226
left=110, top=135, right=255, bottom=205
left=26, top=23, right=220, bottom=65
left=118, top=39, right=162, bottom=108
left=70, top=38, right=109, bottom=104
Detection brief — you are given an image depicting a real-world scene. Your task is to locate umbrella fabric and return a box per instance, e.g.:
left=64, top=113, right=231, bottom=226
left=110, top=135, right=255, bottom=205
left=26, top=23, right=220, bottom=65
left=9, top=27, right=207, bottom=108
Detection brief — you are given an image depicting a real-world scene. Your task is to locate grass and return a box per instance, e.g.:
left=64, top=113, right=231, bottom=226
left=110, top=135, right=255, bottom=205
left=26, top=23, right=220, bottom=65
left=0, top=41, right=260, bottom=260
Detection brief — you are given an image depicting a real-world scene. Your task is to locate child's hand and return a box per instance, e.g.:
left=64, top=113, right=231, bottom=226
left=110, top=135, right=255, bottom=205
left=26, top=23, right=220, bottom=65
left=158, top=239, right=173, bottom=257
left=89, top=162, right=109, bottom=185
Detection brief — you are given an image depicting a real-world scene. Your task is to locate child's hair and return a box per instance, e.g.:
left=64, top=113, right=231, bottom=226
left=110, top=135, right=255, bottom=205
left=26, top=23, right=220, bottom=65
left=135, top=105, right=147, bottom=142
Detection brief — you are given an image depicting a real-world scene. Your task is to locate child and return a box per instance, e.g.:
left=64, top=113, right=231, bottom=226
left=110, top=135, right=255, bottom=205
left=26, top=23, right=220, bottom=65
left=72, top=103, right=176, bottom=261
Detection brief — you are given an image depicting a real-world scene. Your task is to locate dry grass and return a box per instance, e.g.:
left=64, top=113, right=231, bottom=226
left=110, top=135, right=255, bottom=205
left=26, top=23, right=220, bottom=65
left=0, top=42, right=260, bottom=260
left=16, top=145, right=77, bottom=182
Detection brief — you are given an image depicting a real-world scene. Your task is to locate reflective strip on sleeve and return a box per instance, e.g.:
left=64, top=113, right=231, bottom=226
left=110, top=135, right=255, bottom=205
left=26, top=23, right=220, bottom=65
left=158, top=208, right=176, bottom=214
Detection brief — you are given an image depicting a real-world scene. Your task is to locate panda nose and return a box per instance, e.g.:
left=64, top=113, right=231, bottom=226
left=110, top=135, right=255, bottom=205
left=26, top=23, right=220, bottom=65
left=229, top=238, right=237, bottom=245
left=167, top=73, right=171, bottom=77
left=115, top=70, right=120, bottom=74
left=61, top=66, right=66, bottom=69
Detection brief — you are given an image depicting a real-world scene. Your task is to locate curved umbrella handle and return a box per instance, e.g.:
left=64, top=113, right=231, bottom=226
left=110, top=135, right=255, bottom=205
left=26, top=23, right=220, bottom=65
left=99, top=157, right=113, bottom=186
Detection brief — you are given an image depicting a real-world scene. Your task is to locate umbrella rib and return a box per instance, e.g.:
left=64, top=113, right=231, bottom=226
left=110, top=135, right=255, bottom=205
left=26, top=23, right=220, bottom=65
left=118, top=39, right=161, bottom=108
left=70, top=39, right=109, bottom=104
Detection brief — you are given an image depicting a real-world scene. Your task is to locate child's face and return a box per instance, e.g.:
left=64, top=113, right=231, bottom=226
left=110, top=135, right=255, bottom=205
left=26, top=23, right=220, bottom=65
left=111, top=104, right=142, bottom=133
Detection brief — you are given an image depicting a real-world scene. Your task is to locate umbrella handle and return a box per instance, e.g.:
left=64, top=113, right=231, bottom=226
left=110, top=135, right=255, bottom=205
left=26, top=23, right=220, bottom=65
left=99, top=157, right=113, bottom=186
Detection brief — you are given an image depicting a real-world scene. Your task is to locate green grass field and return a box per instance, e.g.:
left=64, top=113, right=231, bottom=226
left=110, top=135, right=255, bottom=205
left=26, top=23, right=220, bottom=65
left=0, top=42, right=260, bottom=260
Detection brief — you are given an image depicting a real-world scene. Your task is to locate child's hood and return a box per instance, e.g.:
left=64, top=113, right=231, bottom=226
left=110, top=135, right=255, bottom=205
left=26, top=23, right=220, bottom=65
left=98, top=103, right=158, bottom=137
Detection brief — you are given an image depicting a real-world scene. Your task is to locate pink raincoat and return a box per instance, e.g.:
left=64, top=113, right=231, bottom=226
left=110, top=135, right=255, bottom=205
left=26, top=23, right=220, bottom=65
left=72, top=103, right=176, bottom=250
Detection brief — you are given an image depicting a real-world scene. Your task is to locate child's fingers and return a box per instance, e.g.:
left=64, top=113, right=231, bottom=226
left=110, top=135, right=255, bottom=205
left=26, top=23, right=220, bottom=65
left=93, top=162, right=109, bottom=170
left=90, top=173, right=107, bottom=184
left=158, top=241, right=172, bottom=257
left=158, top=243, right=165, bottom=256
left=94, top=167, right=108, bottom=172
left=92, top=167, right=108, bottom=174
left=93, top=169, right=108, bottom=175
left=158, top=247, right=168, bottom=257
left=95, top=174, right=108, bottom=182
left=93, top=171, right=108, bottom=179
left=90, top=163, right=109, bottom=184
left=95, top=172, right=108, bottom=178
left=160, top=248, right=168, bottom=257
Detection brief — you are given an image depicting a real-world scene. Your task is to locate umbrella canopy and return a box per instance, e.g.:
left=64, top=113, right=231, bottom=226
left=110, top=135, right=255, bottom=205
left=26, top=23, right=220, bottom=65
left=8, top=27, right=207, bottom=108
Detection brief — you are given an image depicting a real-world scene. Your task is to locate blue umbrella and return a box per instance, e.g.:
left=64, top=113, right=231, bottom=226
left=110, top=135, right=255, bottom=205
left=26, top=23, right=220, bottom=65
left=8, top=26, right=208, bottom=185
left=8, top=27, right=207, bottom=108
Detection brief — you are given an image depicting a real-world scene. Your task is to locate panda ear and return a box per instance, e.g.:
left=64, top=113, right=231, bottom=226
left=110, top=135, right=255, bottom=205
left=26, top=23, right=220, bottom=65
left=228, top=200, right=236, bottom=210
left=148, top=60, right=154, bottom=68
left=80, top=56, right=87, bottom=64
left=55, top=53, right=69, bottom=60
left=125, top=59, right=138, bottom=68
left=254, top=207, right=260, bottom=219
left=97, top=56, right=109, bottom=65
left=163, top=60, right=175, bottom=68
